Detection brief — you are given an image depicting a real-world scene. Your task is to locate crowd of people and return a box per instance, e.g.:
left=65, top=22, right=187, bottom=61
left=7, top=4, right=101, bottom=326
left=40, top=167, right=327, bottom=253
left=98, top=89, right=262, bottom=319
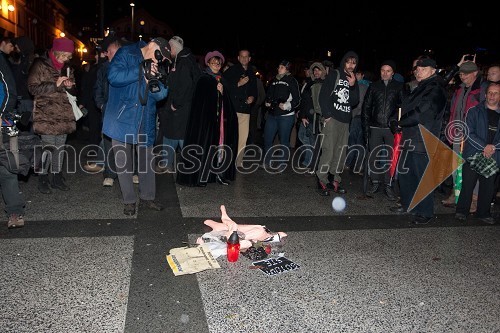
left=1, top=33, right=499, bottom=227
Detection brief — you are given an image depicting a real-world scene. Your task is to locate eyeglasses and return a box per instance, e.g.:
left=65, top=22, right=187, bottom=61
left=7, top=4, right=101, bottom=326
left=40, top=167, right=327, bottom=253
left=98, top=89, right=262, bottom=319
left=209, top=62, right=221, bottom=66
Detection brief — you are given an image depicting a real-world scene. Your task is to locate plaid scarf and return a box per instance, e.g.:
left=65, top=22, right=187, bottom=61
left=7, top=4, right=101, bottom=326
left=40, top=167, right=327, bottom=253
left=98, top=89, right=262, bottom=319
left=466, top=152, right=499, bottom=178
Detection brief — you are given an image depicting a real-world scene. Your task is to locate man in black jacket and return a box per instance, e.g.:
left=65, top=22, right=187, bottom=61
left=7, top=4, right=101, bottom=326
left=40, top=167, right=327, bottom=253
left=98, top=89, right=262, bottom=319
left=222, top=50, right=257, bottom=168
left=389, top=58, right=447, bottom=224
left=361, top=60, right=404, bottom=200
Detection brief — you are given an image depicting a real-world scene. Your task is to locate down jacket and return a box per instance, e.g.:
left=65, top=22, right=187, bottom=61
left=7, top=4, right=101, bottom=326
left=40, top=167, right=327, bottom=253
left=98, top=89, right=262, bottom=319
left=27, top=55, right=76, bottom=135
left=102, top=41, right=168, bottom=146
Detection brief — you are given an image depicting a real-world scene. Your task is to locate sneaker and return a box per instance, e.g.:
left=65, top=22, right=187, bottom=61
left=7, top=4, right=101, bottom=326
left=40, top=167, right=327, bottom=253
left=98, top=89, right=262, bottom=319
left=123, top=203, right=136, bottom=216
left=133, top=175, right=139, bottom=184
left=103, top=178, right=114, bottom=187
left=366, top=182, right=380, bottom=197
left=317, top=178, right=330, bottom=196
left=327, top=180, right=347, bottom=194
left=139, top=199, right=165, bottom=211
left=8, top=214, right=25, bottom=229
left=83, top=163, right=104, bottom=173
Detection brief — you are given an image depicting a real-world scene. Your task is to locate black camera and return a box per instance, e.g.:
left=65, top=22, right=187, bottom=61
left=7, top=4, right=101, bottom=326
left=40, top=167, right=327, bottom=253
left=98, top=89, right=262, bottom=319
left=266, top=97, right=285, bottom=110
left=1, top=110, right=24, bottom=136
left=142, top=50, right=169, bottom=93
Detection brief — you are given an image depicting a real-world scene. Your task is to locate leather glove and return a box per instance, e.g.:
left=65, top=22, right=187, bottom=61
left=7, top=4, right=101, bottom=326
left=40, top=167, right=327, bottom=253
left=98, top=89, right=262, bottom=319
left=389, top=120, right=401, bottom=134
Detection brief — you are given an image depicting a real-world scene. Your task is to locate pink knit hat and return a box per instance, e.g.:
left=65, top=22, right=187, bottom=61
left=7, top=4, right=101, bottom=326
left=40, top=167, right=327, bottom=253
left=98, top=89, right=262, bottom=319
left=52, top=37, right=74, bottom=53
left=204, top=50, right=224, bottom=66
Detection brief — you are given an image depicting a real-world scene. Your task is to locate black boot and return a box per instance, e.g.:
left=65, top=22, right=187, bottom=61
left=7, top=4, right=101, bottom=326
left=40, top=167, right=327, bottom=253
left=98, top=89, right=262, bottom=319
left=366, top=181, right=380, bottom=197
left=51, top=172, right=69, bottom=191
left=38, top=175, right=52, bottom=194
left=384, top=185, right=397, bottom=201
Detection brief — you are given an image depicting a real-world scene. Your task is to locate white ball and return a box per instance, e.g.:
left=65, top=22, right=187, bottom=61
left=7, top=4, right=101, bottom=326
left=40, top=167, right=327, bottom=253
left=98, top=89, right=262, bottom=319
left=332, top=196, right=346, bottom=212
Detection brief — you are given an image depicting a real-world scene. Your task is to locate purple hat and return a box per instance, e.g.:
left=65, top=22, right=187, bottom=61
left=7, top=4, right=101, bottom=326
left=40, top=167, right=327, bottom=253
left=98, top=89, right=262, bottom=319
left=205, top=50, right=224, bottom=66
left=52, top=37, right=74, bottom=53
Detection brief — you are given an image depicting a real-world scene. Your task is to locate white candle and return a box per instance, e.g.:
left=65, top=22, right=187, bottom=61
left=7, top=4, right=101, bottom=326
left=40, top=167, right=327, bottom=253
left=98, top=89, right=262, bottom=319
left=66, top=67, right=70, bottom=77
left=398, top=108, right=401, bottom=121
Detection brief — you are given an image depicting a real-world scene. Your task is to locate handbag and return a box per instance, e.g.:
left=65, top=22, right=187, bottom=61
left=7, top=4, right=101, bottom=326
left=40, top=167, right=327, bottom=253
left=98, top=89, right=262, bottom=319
left=65, top=90, right=84, bottom=121
left=466, top=152, right=499, bottom=178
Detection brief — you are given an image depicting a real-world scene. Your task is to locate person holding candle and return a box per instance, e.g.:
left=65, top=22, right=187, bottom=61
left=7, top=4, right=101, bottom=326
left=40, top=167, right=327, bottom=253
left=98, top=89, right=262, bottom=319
left=28, top=36, right=76, bottom=194
left=176, top=50, right=238, bottom=187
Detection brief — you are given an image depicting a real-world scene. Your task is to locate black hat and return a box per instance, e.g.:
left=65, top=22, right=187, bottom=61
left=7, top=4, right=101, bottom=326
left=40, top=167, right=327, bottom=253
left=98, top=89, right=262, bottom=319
left=416, top=58, right=437, bottom=68
left=98, top=35, right=120, bottom=52
left=381, top=59, right=397, bottom=72
left=151, top=37, right=171, bottom=60
left=279, top=60, right=291, bottom=70
left=12, top=36, right=34, bottom=55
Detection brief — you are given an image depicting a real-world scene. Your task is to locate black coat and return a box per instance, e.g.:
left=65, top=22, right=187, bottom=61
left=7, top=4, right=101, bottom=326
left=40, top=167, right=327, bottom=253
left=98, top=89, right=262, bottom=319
left=157, top=47, right=201, bottom=139
left=222, top=63, right=258, bottom=115
left=176, top=71, right=238, bottom=186
left=398, top=74, right=447, bottom=153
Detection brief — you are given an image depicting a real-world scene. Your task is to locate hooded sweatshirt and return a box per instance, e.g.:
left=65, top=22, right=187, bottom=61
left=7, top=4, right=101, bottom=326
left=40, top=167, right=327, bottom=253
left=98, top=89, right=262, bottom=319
left=318, top=51, right=360, bottom=123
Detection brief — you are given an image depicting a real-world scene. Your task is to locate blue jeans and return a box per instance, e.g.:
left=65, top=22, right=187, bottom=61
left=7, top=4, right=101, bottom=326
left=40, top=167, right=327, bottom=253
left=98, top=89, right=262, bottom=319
left=263, top=114, right=296, bottom=165
left=159, top=137, right=184, bottom=168
left=102, top=135, right=117, bottom=179
left=297, top=122, right=315, bottom=167
left=0, top=165, right=25, bottom=216
left=399, top=151, right=433, bottom=218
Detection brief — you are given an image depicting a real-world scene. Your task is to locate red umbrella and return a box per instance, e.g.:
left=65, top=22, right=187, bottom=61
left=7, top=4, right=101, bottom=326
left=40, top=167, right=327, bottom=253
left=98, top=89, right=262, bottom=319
left=389, top=108, right=402, bottom=186
left=389, top=132, right=402, bottom=184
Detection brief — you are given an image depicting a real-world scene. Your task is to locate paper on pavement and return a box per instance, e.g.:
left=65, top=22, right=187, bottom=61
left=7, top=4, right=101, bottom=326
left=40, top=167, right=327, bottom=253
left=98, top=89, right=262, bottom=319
left=167, top=244, right=221, bottom=276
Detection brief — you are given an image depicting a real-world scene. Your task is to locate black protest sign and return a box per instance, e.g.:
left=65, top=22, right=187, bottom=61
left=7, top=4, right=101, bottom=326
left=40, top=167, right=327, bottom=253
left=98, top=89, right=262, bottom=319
left=252, top=256, right=300, bottom=276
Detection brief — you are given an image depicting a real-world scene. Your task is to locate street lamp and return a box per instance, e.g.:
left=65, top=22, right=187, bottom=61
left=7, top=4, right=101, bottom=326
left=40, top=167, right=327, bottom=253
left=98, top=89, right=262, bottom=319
left=130, top=3, right=135, bottom=41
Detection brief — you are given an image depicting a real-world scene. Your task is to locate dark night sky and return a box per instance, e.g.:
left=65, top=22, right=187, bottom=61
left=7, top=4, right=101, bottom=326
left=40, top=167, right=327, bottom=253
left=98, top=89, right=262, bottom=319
left=60, top=1, right=498, bottom=76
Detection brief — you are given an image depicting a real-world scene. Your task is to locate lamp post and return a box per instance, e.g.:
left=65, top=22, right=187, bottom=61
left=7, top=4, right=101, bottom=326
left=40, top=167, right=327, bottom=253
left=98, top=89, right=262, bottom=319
left=130, top=2, right=135, bottom=41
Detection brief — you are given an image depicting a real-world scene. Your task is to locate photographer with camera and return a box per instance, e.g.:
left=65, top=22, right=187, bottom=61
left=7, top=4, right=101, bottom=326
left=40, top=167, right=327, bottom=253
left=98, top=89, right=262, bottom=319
left=0, top=37, right=26, bottom=228
left=102, top=37, right=171, bottom=216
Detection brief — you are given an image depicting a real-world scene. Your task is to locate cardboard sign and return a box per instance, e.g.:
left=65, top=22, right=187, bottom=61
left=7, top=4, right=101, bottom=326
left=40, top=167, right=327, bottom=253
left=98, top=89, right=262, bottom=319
left=252, top=256, right=300, bottom=276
